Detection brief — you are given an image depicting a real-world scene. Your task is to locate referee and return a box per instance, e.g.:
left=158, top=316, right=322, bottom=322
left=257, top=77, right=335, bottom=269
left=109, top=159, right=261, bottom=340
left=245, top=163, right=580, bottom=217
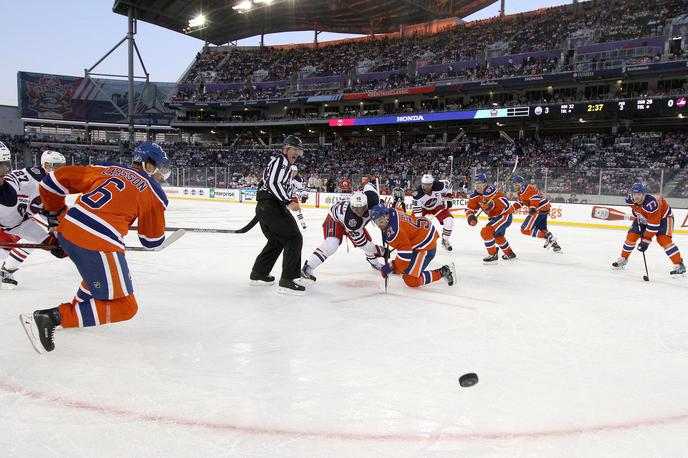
left=250, top=135, right=306, bottom=294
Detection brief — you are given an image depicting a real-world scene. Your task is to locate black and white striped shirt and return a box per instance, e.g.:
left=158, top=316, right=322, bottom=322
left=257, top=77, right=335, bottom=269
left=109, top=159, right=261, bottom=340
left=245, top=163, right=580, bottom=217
left=259, top=154, right=293, bottom=204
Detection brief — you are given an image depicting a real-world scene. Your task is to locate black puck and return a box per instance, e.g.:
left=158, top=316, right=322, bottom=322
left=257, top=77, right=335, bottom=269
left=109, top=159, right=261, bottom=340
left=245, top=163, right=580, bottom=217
left=459, top=373, right=479, bottom=387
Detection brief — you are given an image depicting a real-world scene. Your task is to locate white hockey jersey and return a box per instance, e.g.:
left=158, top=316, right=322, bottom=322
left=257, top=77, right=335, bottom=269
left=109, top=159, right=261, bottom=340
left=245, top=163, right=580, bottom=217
left=0, top=167, right=46, bottom=230
left=291, top=175, right=307, bottom=199
left=329, top=189, right=380, bottom=235
left=412, top=180, right=452, bottom=213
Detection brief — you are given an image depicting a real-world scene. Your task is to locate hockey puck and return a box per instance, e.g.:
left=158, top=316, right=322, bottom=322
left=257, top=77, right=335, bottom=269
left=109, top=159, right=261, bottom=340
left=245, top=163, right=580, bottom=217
left=459, top=373, right=479, bottom=387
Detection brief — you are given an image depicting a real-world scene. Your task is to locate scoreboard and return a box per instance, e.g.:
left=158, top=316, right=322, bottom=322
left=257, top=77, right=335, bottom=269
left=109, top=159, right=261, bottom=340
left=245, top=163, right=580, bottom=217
left=531, top=97, right=687, bottom=120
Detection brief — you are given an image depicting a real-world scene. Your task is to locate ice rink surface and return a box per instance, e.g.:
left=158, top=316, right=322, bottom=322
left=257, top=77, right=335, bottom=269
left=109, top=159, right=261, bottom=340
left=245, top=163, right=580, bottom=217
left=2, top=199, right=688, bottom=457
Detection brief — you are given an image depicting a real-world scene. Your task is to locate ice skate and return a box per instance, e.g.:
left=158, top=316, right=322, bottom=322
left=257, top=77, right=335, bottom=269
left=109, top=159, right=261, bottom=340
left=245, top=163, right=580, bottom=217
left=670, top=261, right=686, bottom=277
left=612, top=257, right=628, bottom=270
left=439, top=263, right=456, bottom=286
left=441, top=237, right=453, bottom=251
left=1, top=266, right=18, bottom=290
left=501, top=252, right=517, bottom=261
left=249, top=273, right=275, bottom=286
left=278, top=279, right=306, bottom=295
left=483, top=253, right=498, bottom=265
left=300, top=262, right=317, bottom=283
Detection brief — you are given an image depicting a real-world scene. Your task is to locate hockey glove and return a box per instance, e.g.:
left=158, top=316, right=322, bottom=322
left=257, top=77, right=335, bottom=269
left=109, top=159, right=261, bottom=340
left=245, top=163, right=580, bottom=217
left=529, top=207, right=537, bottom=215
left=42, top=233, right=68, bottom=259
left=637, top=238, right=651, bottom=252
left=380, top=261, right=395, bottom=278
left=42, top=206, right=66, bottom=230
left=467, top=214, right=478, bottom=226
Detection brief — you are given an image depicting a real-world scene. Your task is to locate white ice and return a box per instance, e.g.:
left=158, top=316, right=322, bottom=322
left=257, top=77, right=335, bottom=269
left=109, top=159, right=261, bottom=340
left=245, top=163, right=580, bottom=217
left=1, top=199, right=688, bottom=457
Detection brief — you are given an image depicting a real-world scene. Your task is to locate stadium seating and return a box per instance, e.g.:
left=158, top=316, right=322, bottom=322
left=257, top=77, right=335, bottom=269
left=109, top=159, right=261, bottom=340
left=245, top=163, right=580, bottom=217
left=172, top=0, right=684, bottom=104
left=24, top=131, right=688, bottom=199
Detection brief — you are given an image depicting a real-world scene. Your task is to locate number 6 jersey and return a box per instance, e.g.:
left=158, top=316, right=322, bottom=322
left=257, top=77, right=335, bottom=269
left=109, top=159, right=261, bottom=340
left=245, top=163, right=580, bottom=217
left=39, top=164, right=168, bottom=253
left=0, top=167, right=46, bottom=231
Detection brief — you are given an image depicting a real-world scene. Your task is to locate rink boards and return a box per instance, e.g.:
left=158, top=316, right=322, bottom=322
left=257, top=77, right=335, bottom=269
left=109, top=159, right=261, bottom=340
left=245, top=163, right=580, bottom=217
left=162, top=186, right=688, bottom=234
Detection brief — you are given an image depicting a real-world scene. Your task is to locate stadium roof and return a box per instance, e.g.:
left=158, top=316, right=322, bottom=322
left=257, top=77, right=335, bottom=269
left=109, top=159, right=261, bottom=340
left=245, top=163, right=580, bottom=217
left=112, top=0, right=497, bottom=45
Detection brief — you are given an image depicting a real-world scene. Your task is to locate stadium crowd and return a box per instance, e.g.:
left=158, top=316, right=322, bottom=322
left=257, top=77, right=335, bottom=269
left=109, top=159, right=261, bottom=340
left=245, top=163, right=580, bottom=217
left=174, top=0, right=682, bottom=103
left=20, top=132, right=688, bottom=199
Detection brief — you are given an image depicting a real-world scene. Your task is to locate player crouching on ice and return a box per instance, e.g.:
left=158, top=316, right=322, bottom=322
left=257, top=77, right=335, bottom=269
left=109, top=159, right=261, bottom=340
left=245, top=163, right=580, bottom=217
left=466, top=173, right=516, bottom=264
left=510, top=176, right=561, bottom=252
left=20, top=142, right=171, bottom=353
left=412, top=174, right=454, bottom=251
left=1, top=147, right=68, bottom=289
left=370, top=204, right=455, bottom=288
left=301, top=189, right=387, bottom=281
left=612, top=182, right=685, bottom=276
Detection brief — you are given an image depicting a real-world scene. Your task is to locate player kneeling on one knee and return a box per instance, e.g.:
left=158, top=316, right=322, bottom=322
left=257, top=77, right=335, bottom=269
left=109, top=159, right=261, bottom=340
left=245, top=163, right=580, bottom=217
left=370, top=204, right=455, bottom=288
left=612, top=183, right=685, bottom=276
left=20, top=142, right=170, bottom=353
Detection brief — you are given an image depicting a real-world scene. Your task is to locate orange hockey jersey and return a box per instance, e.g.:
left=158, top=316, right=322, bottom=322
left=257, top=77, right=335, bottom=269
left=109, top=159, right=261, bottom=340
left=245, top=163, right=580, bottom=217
left=512, top=183, right=551, bottom=213
left=39, top=164, right=168, bottom=253
left=382, top=210, right=438, bottom=274
left=625, top=193, right=672, bottom=240
left=465, top=186, right=510, bottom=219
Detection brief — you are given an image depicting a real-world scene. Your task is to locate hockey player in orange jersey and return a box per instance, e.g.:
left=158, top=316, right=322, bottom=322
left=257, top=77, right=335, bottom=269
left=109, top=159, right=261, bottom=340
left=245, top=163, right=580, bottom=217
left=369, top=204, right=455, bottom=288
left=510, top=175, right=562, bottom=252
left=465, top=173, right=516, bottom=264
left=20, top=142, right=171, bottom=353
left=612, top=182, right=685, bottom=276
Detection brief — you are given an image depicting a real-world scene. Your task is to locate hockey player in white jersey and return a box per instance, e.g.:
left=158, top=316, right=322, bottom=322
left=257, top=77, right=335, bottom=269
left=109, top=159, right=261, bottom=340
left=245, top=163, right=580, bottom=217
left=301, top=186, right=387, bottom=281
left=0, top=148, right=67, bottom=289
left=412, top=174, right=454, bottom=251
left=290, top=165, right=307, bottom=229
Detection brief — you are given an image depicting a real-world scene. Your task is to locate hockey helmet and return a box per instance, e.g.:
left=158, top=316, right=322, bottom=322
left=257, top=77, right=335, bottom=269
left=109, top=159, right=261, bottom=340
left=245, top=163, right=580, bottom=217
left=349, top=191, right=368, bottom=216
left=133, top=142, right=171, bottom=180
left=41, top=150, right=66, bottom=170
left=421, top=174, right=434, bottom=185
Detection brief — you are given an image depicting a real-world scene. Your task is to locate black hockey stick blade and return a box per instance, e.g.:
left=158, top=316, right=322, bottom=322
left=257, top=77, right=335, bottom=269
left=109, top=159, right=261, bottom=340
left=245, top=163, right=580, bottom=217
left=131, top=215, right=259, bottom=235
left=0, top=229, right=186, bottom=252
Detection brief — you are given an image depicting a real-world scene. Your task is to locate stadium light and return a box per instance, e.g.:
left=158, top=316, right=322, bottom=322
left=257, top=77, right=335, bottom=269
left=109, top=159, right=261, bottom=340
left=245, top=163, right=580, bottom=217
left=254, top=0, right=273, bottom=4
left=189, top=14, right=206, bottom=28
left=233, top=0, right=253, bottom=12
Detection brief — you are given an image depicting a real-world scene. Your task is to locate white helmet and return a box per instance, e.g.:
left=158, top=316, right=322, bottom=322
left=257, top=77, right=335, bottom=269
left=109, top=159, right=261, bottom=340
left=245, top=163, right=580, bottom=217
left=421, top=174, right=434, bottom=185
left=291, top=165, right=298, bottom=172
left=41, top=150, right=66, bottom=168
left=0, top=141, right=10, bottom=163
left=349, top=191, right=367, bottom=215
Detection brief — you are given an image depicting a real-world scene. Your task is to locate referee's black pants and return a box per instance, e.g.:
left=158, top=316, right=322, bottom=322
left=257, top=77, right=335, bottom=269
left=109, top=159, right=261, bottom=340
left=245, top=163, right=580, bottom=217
left=251, top=197, right=303, bottom=281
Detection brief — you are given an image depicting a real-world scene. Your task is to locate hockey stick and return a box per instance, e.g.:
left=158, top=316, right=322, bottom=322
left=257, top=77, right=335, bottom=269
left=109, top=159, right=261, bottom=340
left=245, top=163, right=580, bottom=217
left=475, top=155, right=519, bottom=218
left=639, top=224, right=650, bottom=282
left=591, top=206, right=635, bottom=221
left=382, top=233, right=389, bottom=293
left=131, top=215, right=259, bottom=235
left=0, top=229, right=186, bottom=252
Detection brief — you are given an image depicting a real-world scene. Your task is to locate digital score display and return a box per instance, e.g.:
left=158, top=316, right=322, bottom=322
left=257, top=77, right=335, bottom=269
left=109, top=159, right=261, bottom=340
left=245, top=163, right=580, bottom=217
left=532, top=97, right=687, bottom=120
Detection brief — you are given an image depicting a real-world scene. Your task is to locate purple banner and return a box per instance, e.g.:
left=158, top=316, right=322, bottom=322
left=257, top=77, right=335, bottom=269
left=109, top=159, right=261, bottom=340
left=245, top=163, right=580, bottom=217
left=490, top=50, right=561, bottom=66
left=417, top=60, right=477, bottom=75
left=357, top=70, right=403, bottom=82
left=577, top=36, right=665, bottom=54
left=300, top=74, right=348, bottom=85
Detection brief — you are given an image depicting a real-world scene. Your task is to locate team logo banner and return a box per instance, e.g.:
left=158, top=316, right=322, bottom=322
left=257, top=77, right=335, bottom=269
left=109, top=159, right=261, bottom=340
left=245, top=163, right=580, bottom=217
left=19, top=71, right=176, bottom=125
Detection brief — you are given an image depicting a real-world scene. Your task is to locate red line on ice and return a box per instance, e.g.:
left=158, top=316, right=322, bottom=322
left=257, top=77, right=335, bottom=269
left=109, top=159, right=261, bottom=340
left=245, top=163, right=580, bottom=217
left=2, top=380, right=687, bottom=441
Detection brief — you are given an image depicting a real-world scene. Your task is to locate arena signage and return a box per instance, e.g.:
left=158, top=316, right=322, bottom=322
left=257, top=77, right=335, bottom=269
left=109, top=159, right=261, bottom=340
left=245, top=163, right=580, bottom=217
left=329, top=107, right=526, bottom=127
